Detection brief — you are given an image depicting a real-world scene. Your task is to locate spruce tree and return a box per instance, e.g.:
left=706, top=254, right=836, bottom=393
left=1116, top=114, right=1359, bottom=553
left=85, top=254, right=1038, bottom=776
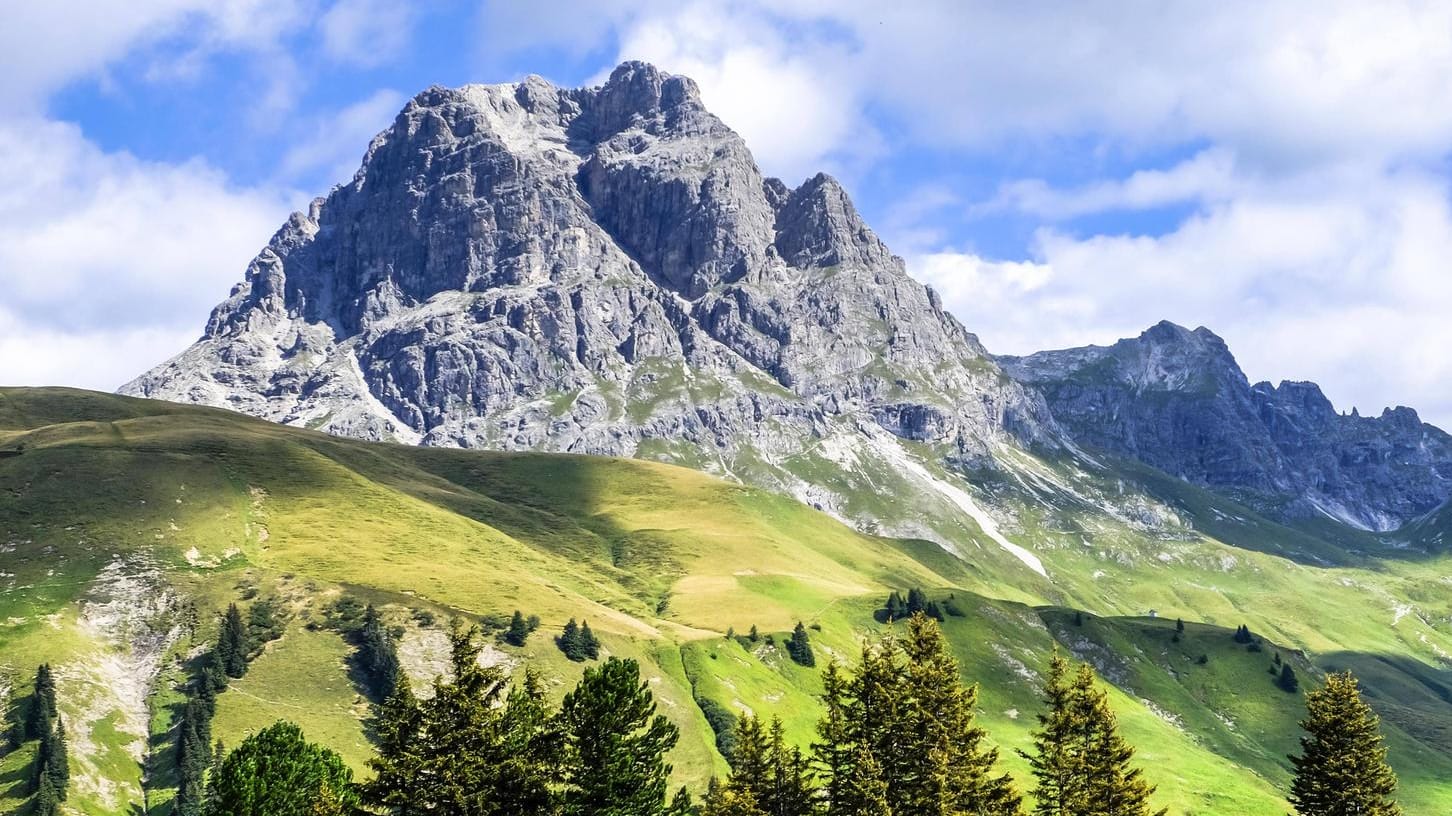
left=581, top=621, right=601, bottom=660
left=45, top=715, right=67, bottom=798
left=1278, top=663, right=1301, bottom=694
left=364, top=625, right=561, bottom=816
left=1070, top=665, right=1163, bottom=816
left=218, top=604, right=250, bottom=678
left=209, top=721, right=358, bottom=816
left=668, top=787, right=697, bottom=816
left=1022, top=653, right=1087, bottom=816
left=1289, top=672, right=1402, bottom=816
left=358, top=604, right=402, bottom=700
left=560, top=618, right=585, bottom=661
left=506, top=610, right=531, bottom=647
left=814, top=614, right=1019, bottom=816
left=1024, top=654, right=1163, bottom=816
left=559, top=657, right=679, bottom=816
left=33, top=774, right=57, bottom=816
left=26, top=664, right=57, bottom=740
left=787, top=622, right=815, bottom=668
left=899, top=613, right=1020, bottom=815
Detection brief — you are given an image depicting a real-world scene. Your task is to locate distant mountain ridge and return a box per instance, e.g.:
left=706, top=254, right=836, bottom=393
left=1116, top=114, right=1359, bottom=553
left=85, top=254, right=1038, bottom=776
left=998, top=320, right=1452, bottom=531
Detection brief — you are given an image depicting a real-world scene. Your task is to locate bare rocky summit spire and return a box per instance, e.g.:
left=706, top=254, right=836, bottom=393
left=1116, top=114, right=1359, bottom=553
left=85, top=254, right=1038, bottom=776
left=123, top=62, right=1059, bottom=554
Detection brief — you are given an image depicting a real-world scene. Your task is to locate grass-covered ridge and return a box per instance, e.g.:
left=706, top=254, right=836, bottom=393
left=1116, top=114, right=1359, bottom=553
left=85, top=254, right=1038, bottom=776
left=2, top=387, right=1452, bottom=815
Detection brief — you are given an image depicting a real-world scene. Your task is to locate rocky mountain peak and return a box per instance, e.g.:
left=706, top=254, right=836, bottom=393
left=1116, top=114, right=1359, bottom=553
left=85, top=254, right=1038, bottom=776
left=121, top=62, right=1057, bottom=554
left=1000, top=323, right=1452, bottom=531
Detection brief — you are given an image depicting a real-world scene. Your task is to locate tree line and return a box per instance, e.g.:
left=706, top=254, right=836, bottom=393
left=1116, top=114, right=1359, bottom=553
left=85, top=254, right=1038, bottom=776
left=185, top=611, right=1404, bottom=816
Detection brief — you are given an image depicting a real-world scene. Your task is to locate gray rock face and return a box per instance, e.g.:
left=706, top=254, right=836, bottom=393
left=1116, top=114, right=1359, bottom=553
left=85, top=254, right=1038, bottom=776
left=998, top=321, right=1452, bottom=531
left=123, top=63, right=1056, bottom=535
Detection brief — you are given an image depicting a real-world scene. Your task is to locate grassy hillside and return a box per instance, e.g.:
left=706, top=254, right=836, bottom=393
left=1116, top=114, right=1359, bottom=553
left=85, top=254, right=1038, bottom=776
left=2, top=388, right=1451, bottom=815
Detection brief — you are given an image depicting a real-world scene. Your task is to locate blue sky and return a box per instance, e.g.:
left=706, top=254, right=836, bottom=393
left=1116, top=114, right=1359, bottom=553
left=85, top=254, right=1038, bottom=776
left=5, top=1, right=1452, bottom=427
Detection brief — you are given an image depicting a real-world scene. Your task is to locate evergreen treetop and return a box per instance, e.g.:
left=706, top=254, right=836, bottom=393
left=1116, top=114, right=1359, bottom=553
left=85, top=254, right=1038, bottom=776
left=1289, top=672, right=1402, bottom=816
left=559, top=656, right=679, bottom=816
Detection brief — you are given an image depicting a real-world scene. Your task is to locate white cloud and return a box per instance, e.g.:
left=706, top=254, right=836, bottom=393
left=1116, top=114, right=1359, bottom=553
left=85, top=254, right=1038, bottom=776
left=320, top=0, right=413, bottom=67
left=0, top=119, right=296, bottom=390
left=982, top=149, right=1241, bottom=220
left=281, top=88, right=406, bottom=185
left=0, top=0, right=315, bottom=112
left=912, top=166, right=1452, bottom=427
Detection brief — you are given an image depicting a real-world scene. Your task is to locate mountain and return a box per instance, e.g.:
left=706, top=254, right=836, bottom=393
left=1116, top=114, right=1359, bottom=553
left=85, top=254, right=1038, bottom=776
left=998, top=320, right=1452, bottom=532
left=121, top=62, right=1062, bottom=564
left=5, top=387, right=1452, bottom=816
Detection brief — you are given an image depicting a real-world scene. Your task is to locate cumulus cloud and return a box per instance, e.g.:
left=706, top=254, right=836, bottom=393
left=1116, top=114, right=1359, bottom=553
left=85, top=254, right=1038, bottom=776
left=0, top=120, right=295, bottom=389
left=281, top=88, right=407, bottom=185
left=912, top=166, right=1452, bottom=426
left=320, top=0, right=414, bottom=67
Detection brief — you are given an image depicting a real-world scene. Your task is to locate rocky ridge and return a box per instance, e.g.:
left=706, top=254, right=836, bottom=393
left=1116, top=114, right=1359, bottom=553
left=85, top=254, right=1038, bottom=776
left=997, top=320, right=1452, bottom=531
left=122, top=62, right=1060, bottom=563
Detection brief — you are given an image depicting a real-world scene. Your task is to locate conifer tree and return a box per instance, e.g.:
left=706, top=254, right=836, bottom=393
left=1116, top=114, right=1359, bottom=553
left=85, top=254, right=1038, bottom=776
left=26, top=664, right=57, bottom=740
left=560, top=618, right=586, bottom=661
left=581, top=621, right=601, bottom=660
left=32, top=774, right=57, bottom=816
left=899, top=614, right=1020, bottom=815
left=559, top=657, right=679, bottom=816
left=1176, top=618, right=1185, bottom=634
left=1289, top=672, right=1402, bottom=816
left=506, top=610, right=531, bottom=647
left=668, top=787, right=697, bottom=816
left=1278, top=663, right=1301, bottom=694
left=209, top=721, right=358, bottom=816
left=1022, top=653, right=1087, bottom=816
left=217, top=604, right=250, bottom=678
left=815, top=614, right=1019, bottom=816
left=364, top=626, right=561, bottom=816
left=701, top=785, right=764, bottom=816
left=1023, top=654, right=1163, bottom=816
left=358, top=604, right=402, bottom=700
left=787, top=622, right=816, bottom=667
left=45, top=715, right=67, bottom=798
left=1071, top=665, right=1163, bottom=816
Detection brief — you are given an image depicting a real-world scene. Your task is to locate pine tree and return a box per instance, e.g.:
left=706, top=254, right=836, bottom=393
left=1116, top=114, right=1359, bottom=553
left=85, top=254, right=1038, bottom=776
left=209, top=721, right=358, bottom=816
left=1175, top=618, right=1185, bottom=634
left=560, top=618, right=586, bottom=661
left=581, top=621, right=601, bottom=660
left=1070, top=665, right=1163, bottom=816
left=899, top=614, right=1020, bottom=815
left=506, top=610, right=531, bottom=647
left=26, top=664, right=57, bottom=740
left=1289, top=672, right=1402, bottom=816
left=218, top=603, right=250, bottom=678
left=358, top=604, right=402, bottom=699
left=45, top=715, right=67, bottom=798
left=559, top=657, right=679, bottom=816
left=749, top=625, right=760, bottom=643
left=1022, top=653, right=1087, bottom=816
left=1278, top=663, right=1301, bottom=694
left=787, top=622, right=815, bottom=667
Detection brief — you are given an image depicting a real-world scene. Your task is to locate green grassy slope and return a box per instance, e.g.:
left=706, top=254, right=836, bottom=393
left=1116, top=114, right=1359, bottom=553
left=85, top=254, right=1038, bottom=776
left=2, top=388, right=1451, bottom=815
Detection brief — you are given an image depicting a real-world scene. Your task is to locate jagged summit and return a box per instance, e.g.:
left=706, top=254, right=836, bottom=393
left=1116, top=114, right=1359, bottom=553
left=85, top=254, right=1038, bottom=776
left=999, top=322, right=1452, bottom=530
left=122, top=61, right=1056, bottom=557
